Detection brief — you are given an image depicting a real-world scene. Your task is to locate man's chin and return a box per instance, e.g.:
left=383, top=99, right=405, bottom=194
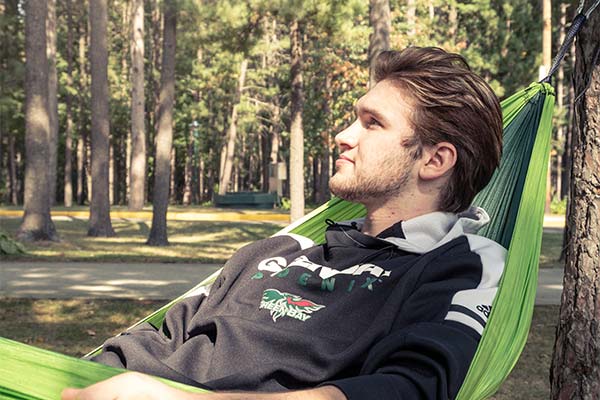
left=329, top=182, right=362, bottom=203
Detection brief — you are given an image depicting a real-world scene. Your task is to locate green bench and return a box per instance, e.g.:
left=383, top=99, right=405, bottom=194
left=213, top=192, right=278, bottom=209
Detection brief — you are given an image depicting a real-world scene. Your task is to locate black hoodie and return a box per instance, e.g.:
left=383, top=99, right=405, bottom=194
left=93, top=207, right=505, bottom=399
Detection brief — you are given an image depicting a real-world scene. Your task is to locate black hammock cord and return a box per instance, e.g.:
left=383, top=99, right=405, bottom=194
left=540, top=0, right=600, bottom=84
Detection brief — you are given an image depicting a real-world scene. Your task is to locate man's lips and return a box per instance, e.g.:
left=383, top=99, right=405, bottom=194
left=336, top=155, right=354, bottom=165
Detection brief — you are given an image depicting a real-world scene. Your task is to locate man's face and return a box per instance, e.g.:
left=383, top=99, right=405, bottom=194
left=329, top=80, right=419, bottom=204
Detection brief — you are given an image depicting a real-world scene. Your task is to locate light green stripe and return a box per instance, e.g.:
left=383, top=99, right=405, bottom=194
left=456, top=82, right=554, bottom=399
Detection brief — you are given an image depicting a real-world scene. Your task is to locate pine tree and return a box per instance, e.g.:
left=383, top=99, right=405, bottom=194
left=147, top=0, right=177, bottom=246
left=550, top=3, right=600, bottom=397
left=88, top=0, right=115, bottom=237
left=18, top=0, right=58, bottom=242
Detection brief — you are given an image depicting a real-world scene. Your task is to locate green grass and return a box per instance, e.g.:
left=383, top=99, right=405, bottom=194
left=0, top=298, right=164, bottom=357
left=490, top=305, right=559, bottom=399
left=0, top=218, right=281, bottom=263
left=1, top=217, right=564, bottom=268
left=0, top=299, right=559, bottom=398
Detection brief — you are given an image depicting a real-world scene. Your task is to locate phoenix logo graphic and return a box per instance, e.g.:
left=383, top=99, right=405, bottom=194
left=260, top=289, right=325, bottom=322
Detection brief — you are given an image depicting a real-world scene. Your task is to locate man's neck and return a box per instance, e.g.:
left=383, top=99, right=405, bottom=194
left=361, top=195, right=439, bottom=236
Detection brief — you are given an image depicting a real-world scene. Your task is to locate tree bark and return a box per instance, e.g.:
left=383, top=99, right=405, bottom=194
left=218, top=58, right=248, bottom=195
left=368, top=0, right=390, bottom=88
left=550, top=5, right=600, bottom=398
left=18, top=0, right=58, bottom=242
left=9, top=135, right=18, bottom=205
left=109, top=141, right=114, bottom=205
left=88, top=0, right=115, bottom=237
left=183, top=127, right=194, bottom=205
left=289, top=19, right=304, bottom=222
left=198, top=156, right=205, bottom=202
left=268, top=100, right=281, bottom=194
left=555, top=3, right=567, bottom=200
left=47, top=0, right=58, bottom=207
left=542, top=0, right=552, bottom=212
left=169, top=147, right=177, bottom=204
left=64, top=0, right=74, bottom=207
left=129, top=0, right=146, bottom=210
left=316, top=74, right=332, bottom=204
left=77, top=15, right=88, bottom=205
left=147, top=0, right=176, bottom=246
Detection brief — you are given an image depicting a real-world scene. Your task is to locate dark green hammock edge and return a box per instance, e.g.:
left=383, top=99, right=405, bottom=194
left=0, top=82, right=554, bottom=400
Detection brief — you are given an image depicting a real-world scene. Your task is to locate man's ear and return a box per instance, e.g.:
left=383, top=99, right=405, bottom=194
left=418, top=142, right=457, bottom=180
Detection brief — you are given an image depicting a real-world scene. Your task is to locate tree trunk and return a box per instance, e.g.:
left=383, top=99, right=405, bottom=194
left=63, top=0, right=74, bottom=207
left=147, top=0, right=176, bottom=246
left=550, top=6, right=600, bottom=398
left=559, top=42, right=577, bottom=263
left=260, top=127, right=269, bottom=192
left=268, top=100, right=281, bottom=195
left=316, top=75, right=332, bottom=204
left=9, top=135, right=18, bottom=205
left=76, top=137, right=84, bottom=204
left=555, top=3, right=567, bottom=200
left=289, top=19, right=304, bottom=222
left=129, top=0, right=146, bottom=210
left=368, top=0, right=390, bottom=88
left=542, top=0, right=552, bottom=212
left=198, top=156, right=205, bottom=202
left=406, top=0, right=416, bottom=38
left=428, top=0, right=434, bottom=21
left=18, top=0, right=58, bottom=242
left=88, top=0, right=115, bottom=237
left=126, top=130, right=132, bottom=202
left=109, top=141, right=114, bottom=205
left=77, top=15, right=88, bottom=206
left=218, top=58, right=248, bottom=195
left=183, top=127, right=194, bottom=205
left=64, top=106, right=74, bottom=208
left=169, top=147, right=177, bottom=204
left=563, top=40, right=577, bottom=200
left=46, top=0, right=58, bottom=207
left=149, top=0, right=162, bottom=142
left=448, top=2, right=458, bottom=44
left=86, top=137, right=92, bottom=203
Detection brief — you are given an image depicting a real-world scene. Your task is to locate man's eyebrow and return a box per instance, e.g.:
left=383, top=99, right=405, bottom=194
left=355, top=104, right=388, bottom=124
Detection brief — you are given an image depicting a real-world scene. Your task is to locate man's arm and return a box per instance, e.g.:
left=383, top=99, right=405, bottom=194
left=61, top=372, right=347, bottom=400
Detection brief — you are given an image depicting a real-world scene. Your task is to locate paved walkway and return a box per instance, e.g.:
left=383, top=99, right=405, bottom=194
left=0, top=261, right=564, bottom=304
left=0, top=262, right=222, bottom=299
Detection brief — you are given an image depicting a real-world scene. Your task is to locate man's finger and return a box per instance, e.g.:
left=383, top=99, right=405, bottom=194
left=61, top=387, right=82, bottom=400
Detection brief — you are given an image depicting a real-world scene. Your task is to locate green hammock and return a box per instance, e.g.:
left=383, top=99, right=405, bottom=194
left=0, top=82, right=554, bottom=400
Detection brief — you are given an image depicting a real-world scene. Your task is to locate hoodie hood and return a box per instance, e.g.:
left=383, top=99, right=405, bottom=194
left=339, top=206, right=492, bottom=255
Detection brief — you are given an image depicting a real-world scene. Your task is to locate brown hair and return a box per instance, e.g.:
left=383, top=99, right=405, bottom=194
left=373, top=46, right=503, bottom=213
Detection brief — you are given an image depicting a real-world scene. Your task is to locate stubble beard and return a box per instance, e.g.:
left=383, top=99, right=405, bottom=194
left=329, top=158, right=413, bottom=204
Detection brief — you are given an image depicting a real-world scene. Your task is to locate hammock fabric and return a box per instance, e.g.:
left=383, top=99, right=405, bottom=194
left=0, top=82, right=554, bottom=400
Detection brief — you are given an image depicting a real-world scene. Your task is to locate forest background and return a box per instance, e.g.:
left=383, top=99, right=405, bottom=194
left=0, top=0, right=575, bottom=227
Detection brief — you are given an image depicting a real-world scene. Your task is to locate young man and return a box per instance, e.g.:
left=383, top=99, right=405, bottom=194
left=62, top=46, right=504, bottom=400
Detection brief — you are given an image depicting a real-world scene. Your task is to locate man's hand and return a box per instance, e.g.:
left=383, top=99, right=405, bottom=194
left=61, top=372, right=347, bottom=400
left=61, top=372, right=197, bottom=400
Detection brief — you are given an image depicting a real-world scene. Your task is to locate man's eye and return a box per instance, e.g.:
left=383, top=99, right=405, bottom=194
left=365, top=118, right=381, bottom=128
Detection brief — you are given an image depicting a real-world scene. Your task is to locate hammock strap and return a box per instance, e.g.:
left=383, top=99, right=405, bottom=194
left=541, top=0, right=600, bottom=83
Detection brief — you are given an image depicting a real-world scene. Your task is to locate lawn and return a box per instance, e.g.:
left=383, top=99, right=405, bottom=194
left=1, top=216, right=564, bottom=267
left=0, top=217, right=282, bottom=263
left=0, top=298, right=559, bottom=399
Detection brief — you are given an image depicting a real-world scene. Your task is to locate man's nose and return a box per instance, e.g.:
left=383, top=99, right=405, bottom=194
left=335, top=120, right=360, bottom=151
